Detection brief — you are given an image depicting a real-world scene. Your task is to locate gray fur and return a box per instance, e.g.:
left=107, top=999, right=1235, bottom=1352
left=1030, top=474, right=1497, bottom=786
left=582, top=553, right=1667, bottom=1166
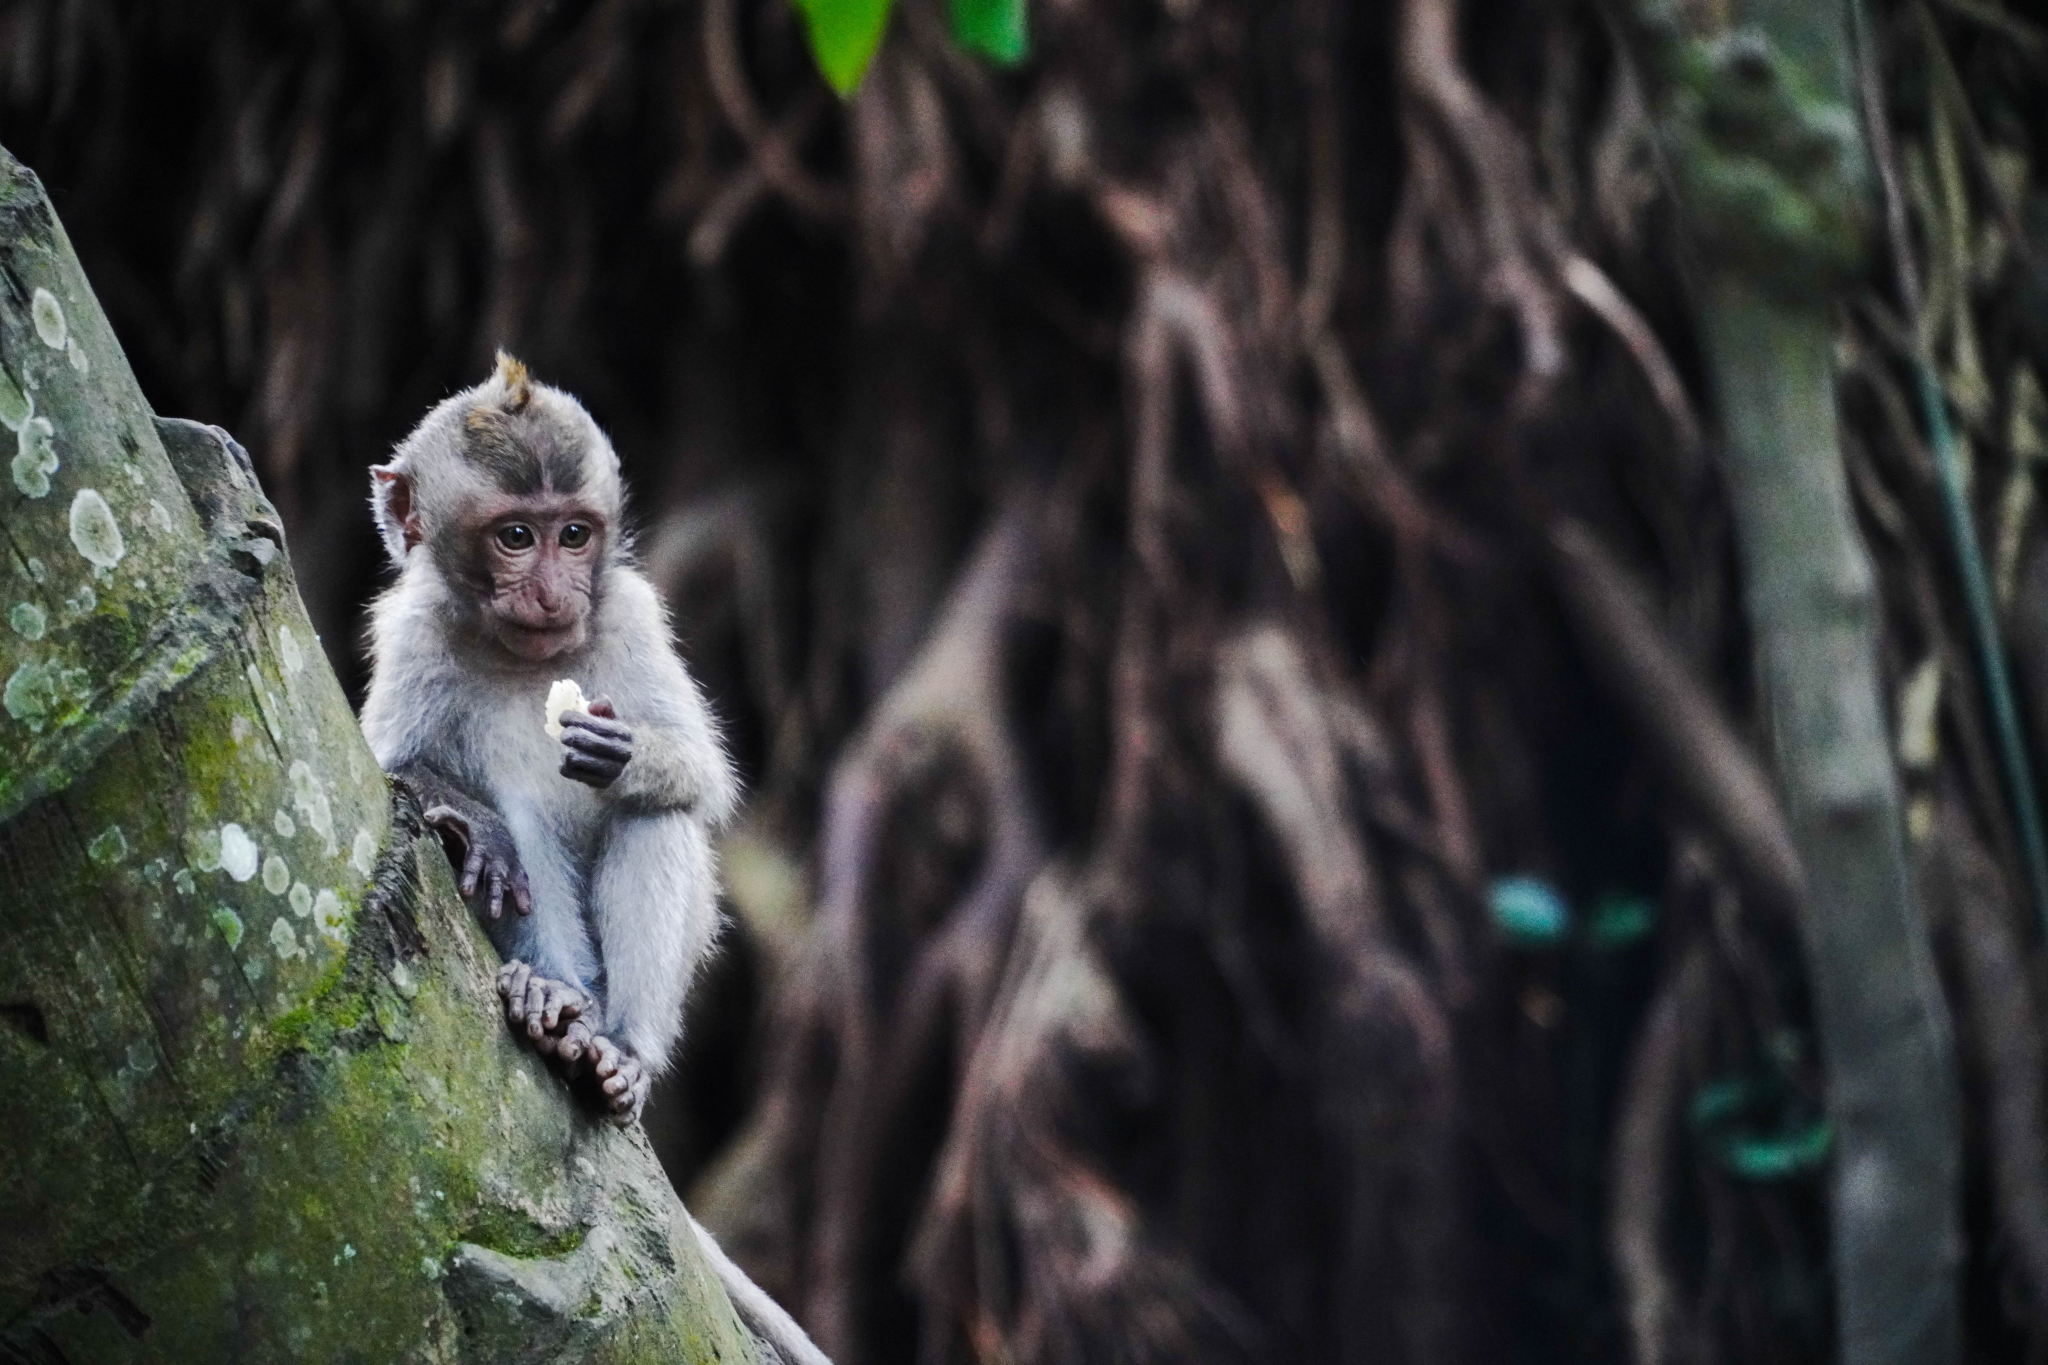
left=360, top=362, right=833, bottom=1364
left=360, top=369, right=732, bottom=1068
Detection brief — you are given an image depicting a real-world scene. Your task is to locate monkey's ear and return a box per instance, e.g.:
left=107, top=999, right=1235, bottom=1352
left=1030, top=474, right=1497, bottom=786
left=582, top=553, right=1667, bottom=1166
left=369, top=464, right=422, bottom=563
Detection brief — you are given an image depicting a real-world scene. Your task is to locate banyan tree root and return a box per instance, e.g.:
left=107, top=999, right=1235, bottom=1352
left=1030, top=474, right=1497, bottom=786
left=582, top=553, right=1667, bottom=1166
left=1921, top=788, right=2048, bottom=1338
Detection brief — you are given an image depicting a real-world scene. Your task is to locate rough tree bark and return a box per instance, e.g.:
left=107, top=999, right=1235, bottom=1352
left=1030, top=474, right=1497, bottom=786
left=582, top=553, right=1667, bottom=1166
left=1641, top=3, right=1962, bottom=1361
left=0, top=144, right=766, bottom=1364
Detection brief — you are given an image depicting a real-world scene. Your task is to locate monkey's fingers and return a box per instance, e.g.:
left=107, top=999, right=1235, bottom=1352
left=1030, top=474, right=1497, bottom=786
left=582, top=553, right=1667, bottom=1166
left=562, top=728, right=633, bottom=762
left=523, top=978, right=554, bottom=1038
left=539, top=983, right=582, bottom=1032
left=589, top=1036, right=622, bottom=1081
left=563, top=717, right=632, bottom=743
left=556, top=1019, right=595, bottom=1073
left=586, top=696, right=618, bottom=719
left=560, top=754, right=626, bottom=788
left=511, top=867, right=534, bottom=917
left=485, top=869, right=505, bottom=920
left=460, top=840, right=486, bottom=900
left=500, top=961, right=534, bottom=1021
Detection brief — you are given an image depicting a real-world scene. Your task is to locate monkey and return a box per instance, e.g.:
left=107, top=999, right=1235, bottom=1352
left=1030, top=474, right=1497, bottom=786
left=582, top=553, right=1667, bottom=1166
left=356, top=355, right=833, bottom=1365
left=358, top=350, right=734, bottom=1129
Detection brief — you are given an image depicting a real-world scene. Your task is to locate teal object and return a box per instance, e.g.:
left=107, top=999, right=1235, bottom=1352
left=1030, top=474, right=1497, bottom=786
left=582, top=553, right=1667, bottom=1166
left=1488, top=875, right=1571, bottom=944
left=1916, top=363, right=2048, bottom=942
left=1585, top=892, right=1657, bottom=949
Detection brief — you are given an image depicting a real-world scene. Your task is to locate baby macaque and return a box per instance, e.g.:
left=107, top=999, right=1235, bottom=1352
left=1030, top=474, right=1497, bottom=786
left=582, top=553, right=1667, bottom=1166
left=358, top=355, right=831, bottom=1365
left=358, top=353, right=735, bottom=1125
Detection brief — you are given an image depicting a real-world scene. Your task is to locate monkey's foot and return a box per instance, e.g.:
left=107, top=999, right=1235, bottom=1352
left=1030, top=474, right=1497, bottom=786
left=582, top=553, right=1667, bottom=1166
left=587, top=1036, right=651, bottom=1126
left=496, top=961, right=590, bottom=1055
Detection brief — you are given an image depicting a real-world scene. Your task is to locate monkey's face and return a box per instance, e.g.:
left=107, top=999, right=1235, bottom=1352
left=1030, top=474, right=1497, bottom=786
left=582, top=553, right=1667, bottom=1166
left=471, top=495, right=606, bottom=663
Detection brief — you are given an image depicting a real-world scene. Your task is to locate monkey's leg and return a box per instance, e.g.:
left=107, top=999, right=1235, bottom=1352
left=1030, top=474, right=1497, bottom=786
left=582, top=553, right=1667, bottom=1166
left=489, top=803, right=605, bottom=1065
left=584, top=811, right=720, bottom=1124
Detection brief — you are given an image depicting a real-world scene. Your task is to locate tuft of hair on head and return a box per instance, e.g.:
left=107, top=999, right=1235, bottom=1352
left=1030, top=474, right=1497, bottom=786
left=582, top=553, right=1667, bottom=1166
left=493, top=350, right=533, bottom=414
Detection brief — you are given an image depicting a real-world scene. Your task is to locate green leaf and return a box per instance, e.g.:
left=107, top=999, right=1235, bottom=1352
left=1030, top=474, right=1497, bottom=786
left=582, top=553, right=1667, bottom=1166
left=793, top=0, right=897, bottom=96
left=949, top=0, right=1028, bottom=65
left=1584, top=892, right=1656, bottom=949
left=1488, top=875, right=1570, bottom=945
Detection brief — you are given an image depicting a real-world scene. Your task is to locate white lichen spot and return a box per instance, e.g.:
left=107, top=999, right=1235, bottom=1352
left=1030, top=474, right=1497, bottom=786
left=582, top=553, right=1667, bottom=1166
left=218, top=823, right=260, bottom=882
left=231, top=714, right=254, bottom=746
left=289, top=760, right=338, bottom=855
left=244, top=950, right=266, bottom=981
left=66, top=337, right=88, bottom=374
left=69, top=490, right=125, bottom=570
left=141, top=858, right=166, bottom=883
left=9, top=602, right=45, bottom=640
left=289, top=882, right=313, bottom=919
left=4, top=656, right=91, bottom=732
left=274, top=810, right=297, bottom=838
left=13, top=412, right=57, bottom=498
left=278, top=625, right=304, bottom=675
left=148, top=498, right=174, bottom=533
left=0, top=364, right=26, bottom=431
left=87, top=825, right=126, bottom=865
left=124, top=464, right=144, bottom=484
left=420, top=1257, right=444, bottom=1280
left=314, top=888, right=348, bottom=943
left=269, top=917, right=302, bottom=960
left=199, top=975, right=220, bottom=1000
left=388, top=962, right=418, bottom=1000
left=173, top=867, right=197, bottom=896
left=210, top=905, right=244, bottom=949
left=262, top=854, right=291, bottom=895
left=64, top=585, right=94, bottom=617
left=30, top=288, right=67, bottom=350
left=24, top=557, right=45, bottom=583
left=351, top=828, right=377, bottom=877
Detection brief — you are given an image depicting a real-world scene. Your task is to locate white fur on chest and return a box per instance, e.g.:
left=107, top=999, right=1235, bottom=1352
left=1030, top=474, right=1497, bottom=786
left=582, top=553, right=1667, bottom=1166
left=464, top=673, right=609, bottom=864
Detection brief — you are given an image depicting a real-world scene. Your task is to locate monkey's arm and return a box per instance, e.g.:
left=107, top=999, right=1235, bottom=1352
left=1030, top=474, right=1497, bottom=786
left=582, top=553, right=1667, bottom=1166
left=388, top=762, right=533, bottom=919
left=572, top=571, right=739, bottom=821
left=559, top=709, right=731, bottom=818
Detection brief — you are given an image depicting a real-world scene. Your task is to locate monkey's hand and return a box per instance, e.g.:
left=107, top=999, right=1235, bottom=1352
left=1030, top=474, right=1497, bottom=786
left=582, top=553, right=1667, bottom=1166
left=558, top=696, right=633, bottom=789
left=497, top=960, right=593, bottom=1058
left=422, top=802, right=532, bottom=919
left=587, top=1035, right=652, bottom=1126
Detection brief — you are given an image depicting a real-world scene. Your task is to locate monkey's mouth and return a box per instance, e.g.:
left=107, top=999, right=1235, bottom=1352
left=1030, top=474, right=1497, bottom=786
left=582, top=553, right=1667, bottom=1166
left=497, top=619, right=584, bottom=660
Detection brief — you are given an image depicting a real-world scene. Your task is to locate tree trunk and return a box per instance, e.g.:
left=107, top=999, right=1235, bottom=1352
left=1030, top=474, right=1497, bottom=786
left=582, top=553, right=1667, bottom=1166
left=1643, top=5, right=1963, bottom=1360
left=0, top=143, right=765, bottom=1365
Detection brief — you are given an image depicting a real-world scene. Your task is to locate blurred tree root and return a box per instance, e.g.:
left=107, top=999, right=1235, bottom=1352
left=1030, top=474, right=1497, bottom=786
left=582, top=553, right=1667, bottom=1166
left=9, top=0, right=2048, bottom=1360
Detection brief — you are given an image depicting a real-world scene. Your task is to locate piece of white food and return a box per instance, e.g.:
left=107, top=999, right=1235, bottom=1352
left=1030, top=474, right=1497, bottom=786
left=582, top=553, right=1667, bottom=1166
left=543, top=679, right=589, bottom=740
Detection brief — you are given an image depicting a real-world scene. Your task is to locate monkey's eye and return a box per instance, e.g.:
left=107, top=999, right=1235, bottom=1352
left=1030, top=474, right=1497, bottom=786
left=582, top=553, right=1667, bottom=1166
left=496, top=524, right=536, bottom=551
left=560, top=523, right=592, bottom=550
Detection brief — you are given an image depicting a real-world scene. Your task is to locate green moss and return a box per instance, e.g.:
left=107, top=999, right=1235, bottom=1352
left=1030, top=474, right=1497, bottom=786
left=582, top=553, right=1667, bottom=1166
left=460, top=1207, right=588, bottom=1260
left=1647, top=24, right=1871, bottom=300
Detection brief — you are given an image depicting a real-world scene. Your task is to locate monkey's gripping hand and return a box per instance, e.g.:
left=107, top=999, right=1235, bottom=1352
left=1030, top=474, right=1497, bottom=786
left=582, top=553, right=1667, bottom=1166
left=558, top=696, right=633, bottom=789
left=497, top=960, right=598, bottom=1066
left=421, top=800, right=533, bottom=920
